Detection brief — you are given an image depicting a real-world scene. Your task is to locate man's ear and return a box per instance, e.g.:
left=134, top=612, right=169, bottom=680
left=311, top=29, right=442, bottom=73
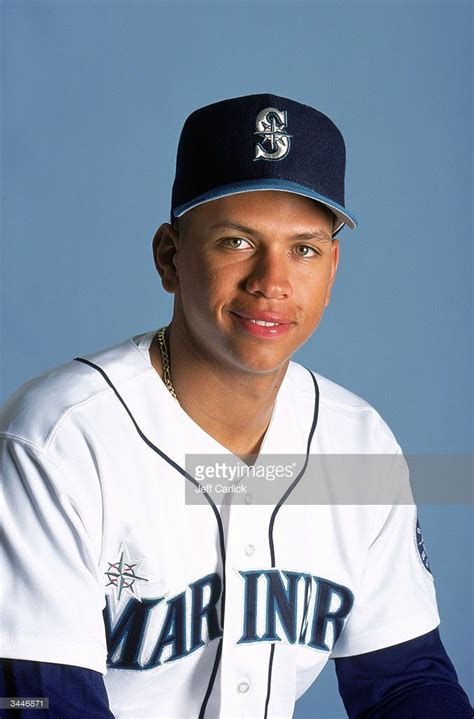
left=152, top=223, right=180, bottom=293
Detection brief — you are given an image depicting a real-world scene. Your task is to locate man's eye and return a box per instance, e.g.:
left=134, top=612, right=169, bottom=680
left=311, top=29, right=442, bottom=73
left=294, top=245, right=319, bottom=257
left=221, top=237, right=252, bottom=250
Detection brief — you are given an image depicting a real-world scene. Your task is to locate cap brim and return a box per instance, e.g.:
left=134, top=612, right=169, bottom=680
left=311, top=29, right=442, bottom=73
left=173, top=179, right=357, bottom=235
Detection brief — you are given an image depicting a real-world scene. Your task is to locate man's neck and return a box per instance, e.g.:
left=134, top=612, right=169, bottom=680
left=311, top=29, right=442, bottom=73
left=149, top=331, right=289, bottom=462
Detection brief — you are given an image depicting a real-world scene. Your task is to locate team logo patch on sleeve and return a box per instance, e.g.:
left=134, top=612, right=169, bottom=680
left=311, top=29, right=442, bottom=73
left=105, top=543, right=149, bottom=603
left=415, top=518, right=432, bottom=575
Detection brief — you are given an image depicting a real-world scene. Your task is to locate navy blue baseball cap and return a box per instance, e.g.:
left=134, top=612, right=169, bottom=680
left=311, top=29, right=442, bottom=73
left=170, top=93, right=357, bottom=236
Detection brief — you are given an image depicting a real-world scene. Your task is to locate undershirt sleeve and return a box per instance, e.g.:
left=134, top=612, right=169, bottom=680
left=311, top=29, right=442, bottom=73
left=334, top=628, right=473, bottom=718
left=0, top=659, right=115, bottom=718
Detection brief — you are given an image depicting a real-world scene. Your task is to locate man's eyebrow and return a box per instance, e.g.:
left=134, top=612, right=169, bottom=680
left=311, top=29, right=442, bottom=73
left=293, top=231, right=332, bottom=243
left=208, top=221, right=332, bottom=242
left=208, top=221, right=259, bottom=234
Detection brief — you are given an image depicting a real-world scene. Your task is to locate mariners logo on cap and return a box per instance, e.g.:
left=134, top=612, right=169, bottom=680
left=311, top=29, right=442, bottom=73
left=254, top=107, right=292, bottom=161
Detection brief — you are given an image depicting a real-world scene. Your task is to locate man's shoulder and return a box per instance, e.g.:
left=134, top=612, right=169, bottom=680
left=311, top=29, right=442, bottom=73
left=0, top=331, right=154, bottom=451
left=287, top=360, right=399, bottom=449
left=288, top=360, right=373, bottom=409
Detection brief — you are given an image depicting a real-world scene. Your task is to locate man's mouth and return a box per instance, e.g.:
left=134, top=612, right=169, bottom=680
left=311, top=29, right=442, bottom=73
left=229, top=311, right=295, bottom=337
left=230, top=311, right=294, bottom=325
left=247, top=319, right=281, bottom=327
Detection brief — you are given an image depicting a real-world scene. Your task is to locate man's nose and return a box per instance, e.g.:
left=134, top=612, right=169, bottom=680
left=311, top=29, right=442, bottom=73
left=244, top=249, right=293, bottom=299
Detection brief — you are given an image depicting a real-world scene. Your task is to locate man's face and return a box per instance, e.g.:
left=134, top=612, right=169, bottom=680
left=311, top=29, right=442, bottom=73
left=161, top=190, right=339, bottom=375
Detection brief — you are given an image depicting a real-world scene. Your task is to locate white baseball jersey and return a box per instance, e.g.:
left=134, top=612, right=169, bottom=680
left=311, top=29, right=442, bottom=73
left=0, top=330, right=440, bottom=718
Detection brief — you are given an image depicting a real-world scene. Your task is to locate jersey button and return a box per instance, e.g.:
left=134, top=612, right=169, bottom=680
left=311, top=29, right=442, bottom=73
left=237, top=679, right=250, bottom=694
left=245, top=544, right=255, bottom=556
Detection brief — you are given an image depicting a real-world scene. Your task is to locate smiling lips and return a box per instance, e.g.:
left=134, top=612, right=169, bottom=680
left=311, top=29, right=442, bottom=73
left=230, top=311, right=294, bottom=338
left=249, top=319, right=280, bottom=327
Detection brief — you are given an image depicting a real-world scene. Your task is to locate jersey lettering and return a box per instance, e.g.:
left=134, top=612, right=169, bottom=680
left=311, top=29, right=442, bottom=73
left=148, top=591, right=187, bottom=666
left=262, top=570, right=300, bottom=643
left=104, top=596, right=164, bottom=669
left=104, top=569, right=353, bottom=670
left=238, top=570, right=354, bottom=652
left=104, top=574, right=223, bottom=670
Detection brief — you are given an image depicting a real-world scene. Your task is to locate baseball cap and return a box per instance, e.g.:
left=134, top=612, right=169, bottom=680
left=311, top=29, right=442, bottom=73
left=170, top=93, right=357, bottom=236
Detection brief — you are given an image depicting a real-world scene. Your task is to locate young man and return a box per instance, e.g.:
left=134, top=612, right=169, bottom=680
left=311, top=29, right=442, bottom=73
left=0, top=94, right=471, bottom=718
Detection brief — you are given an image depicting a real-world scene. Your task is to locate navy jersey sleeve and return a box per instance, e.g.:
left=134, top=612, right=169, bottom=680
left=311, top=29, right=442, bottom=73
left=0, top=659, right=115, bottom=718
left=334, top=628, right=473, bottom=718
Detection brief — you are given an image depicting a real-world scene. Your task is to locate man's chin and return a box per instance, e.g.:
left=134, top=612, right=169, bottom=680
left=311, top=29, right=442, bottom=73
left=227, top=349, right=292, bottom=377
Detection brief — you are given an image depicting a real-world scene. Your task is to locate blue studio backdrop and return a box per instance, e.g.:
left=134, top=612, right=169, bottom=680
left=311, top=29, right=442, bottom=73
left=1, top=1, right=472, bottom=716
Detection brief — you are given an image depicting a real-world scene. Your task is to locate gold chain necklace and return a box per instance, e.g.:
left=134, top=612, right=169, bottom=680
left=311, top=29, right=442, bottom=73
left=156, top=327, right=178, bottom=400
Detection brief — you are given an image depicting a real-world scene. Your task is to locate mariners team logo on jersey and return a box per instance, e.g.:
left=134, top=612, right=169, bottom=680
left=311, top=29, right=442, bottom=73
left=103, top=568, right=354, bottom=671
left=415, top=518, right=432, bottom=575
left=254, top=107, right=292, bottom=161
left=104, top=543, right=150, bottom=604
